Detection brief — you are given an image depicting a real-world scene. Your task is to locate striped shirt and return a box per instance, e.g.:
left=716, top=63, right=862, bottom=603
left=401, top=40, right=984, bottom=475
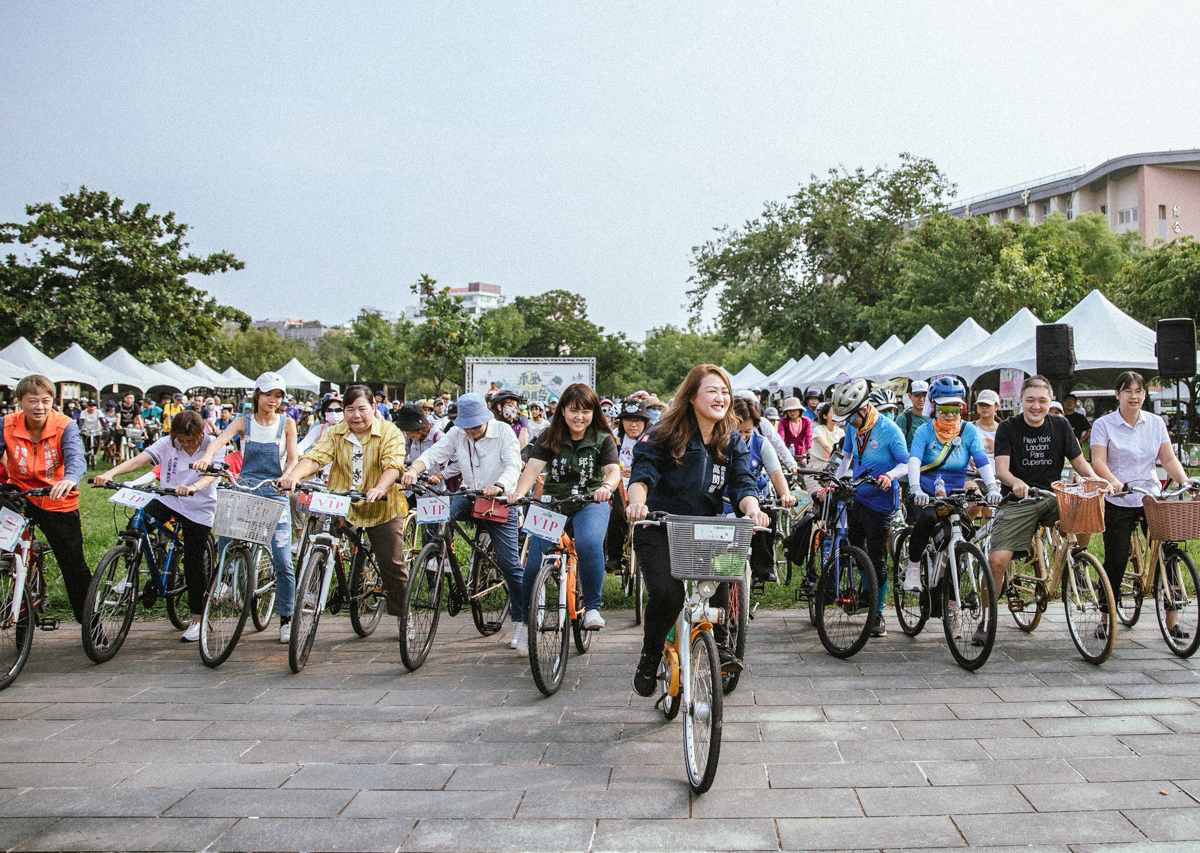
left=302, top=417, right=407, bottom=528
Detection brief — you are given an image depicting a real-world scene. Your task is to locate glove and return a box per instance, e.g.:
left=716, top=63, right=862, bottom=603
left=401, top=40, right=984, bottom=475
left=987, top=484, right=1002, bottom=506
left=912, top=488, right=930, bottom=507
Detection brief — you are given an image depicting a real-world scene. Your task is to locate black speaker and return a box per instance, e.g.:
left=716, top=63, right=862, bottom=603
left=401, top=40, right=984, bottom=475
left=318, top=380, right=341, bottom=397
left=1156, top=318, right=1197, bottom=379
left=1036, top=324, right=1076, bottom=381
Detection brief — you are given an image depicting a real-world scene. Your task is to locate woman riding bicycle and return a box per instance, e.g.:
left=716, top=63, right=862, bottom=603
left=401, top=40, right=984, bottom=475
left=93, top=410, right=222, bottom=642
left=625, top=364, right=769, bottom=697
left=509, top=383, right=621, bottom=646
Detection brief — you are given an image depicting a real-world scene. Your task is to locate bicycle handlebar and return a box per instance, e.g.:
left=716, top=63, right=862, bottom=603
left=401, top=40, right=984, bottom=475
left=91, top=480, right=181, bottom=498
left=633, top=511, right=770, bottom=533
left=294, top=481, right=369, bottom=503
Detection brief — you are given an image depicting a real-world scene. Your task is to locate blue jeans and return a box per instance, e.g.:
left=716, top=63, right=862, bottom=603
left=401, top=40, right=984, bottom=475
left=522, top=500, right=609, bottom=613
left=451, top=496, right=525, bottom=624
left=216, top=512, right=294, bottom=618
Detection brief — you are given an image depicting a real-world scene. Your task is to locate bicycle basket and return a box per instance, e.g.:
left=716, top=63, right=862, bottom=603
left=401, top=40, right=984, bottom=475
left=213, top=490, right=284, bottom=546
left=1143, top=495, right=1200, bottom=542
left=1052, top=479, right=1107, bottom=534
left=663, top=515, right=755, bottom=582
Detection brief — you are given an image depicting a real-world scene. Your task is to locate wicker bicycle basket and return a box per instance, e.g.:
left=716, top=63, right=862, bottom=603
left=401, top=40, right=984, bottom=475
left=663, top=515, right=755, bottom=582
left=1142, top=495, right=1200, bottom=543
left=1052, top=479, right=1108, bottom=534
left=213, top=490, right=284, bottom=546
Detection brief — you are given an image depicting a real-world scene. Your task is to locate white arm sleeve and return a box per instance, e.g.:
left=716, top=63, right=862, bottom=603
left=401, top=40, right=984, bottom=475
left=760, top=418, right=796, bottom=468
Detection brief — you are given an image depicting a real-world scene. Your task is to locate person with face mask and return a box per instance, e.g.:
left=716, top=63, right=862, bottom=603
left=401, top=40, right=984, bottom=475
left=868, top=388, right=900, bottom=422
left=490, top=389, right=530, bottom=450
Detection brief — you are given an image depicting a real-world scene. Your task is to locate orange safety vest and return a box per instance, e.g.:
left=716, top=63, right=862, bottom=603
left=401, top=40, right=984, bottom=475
left=2, top=410, right=80, bottom=512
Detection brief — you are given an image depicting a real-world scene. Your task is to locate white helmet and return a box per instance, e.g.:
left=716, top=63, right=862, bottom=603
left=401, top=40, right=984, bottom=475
left=830, top=379, right=870, bottom=423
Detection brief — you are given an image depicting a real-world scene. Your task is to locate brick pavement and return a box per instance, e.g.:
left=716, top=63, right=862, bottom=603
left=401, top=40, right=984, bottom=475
left=1, top=606, right=1199, bottom=852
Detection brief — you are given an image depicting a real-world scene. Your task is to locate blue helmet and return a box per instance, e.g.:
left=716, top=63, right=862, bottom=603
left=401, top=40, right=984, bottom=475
left=928, top=376, right=967, bottom=405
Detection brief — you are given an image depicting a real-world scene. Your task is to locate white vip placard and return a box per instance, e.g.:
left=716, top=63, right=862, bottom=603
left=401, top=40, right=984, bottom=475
left=308, top=492, right=351, bottom=517
left=523, top=504, right=568, bottom=543
left=0, top=507, right=27, bottom=553
left=416, top=496, right=450, bottom=525
left=109, top=488, right=152, bottom=510
left=693, top=523, right=735, bottom=543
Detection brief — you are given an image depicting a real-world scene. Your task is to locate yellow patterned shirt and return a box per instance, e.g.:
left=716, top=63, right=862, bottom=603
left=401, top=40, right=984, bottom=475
left=301, top=417, right=407, bottom=528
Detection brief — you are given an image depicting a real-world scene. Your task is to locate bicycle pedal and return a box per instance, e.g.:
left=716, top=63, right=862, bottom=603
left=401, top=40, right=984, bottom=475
left=37, top=616, right=60, bottom=631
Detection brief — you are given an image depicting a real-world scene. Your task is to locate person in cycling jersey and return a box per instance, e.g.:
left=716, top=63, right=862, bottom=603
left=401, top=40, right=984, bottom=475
left=830, top=379, right=908, bottom=638
left=904, top=377, right=1002, bottom=645
left=868, top=388, right=899, bottom=421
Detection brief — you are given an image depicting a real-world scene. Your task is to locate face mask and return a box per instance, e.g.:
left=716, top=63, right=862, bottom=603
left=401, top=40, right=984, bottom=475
left=647, top=409, right=661, bottom=425
left=325, top=410, right=344, bottom=425
left=502, top=404, right=518, bottom=420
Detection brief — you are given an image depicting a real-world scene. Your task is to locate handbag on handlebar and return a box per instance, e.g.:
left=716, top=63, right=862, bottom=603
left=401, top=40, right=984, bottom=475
left=471, top=497, right=510, bottom=523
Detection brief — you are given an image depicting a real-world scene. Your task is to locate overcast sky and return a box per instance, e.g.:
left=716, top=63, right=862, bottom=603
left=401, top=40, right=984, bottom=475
left=5, top=2, right=1200, bottom=342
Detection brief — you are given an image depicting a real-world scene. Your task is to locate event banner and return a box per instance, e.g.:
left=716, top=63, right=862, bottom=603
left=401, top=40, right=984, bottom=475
left=999, top=368, right=1025, bottom=409
left=464, top=358, right=596, bottom=403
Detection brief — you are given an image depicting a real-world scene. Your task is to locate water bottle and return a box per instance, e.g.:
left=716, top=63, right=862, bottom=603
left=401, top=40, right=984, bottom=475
left=934, top=475, right=946, bottom=499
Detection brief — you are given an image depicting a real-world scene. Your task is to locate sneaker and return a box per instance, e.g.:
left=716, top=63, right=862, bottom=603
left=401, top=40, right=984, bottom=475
left=762, top=570, right=779, bottom=584
left=632, top=651, right=661, bottom=697
left=951, top=613, right=963, bottom=639
left=509, top=622, right=525, bottom=649
left=1093, top=622, right=1109, bottom=640
left=582, top=609, right=606, bottom=630
left=902, top=563, right=922, bottom=592
left=718, top=645, right=744, bottom=673
left=180, top=621, right=201, bottom=642
left=869, top=614, right=888, bottom=638
left=1169, top=624, right=1191, bottom=640
left=279, top=619, right=291, bottom=644
left=970, top=625, right=988, bottom=647
left=515, top=627, right=529, bottom=656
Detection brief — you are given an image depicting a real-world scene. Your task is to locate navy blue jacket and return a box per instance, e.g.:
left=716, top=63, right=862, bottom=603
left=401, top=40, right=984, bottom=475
left=630, top=426, right=758, bottom=517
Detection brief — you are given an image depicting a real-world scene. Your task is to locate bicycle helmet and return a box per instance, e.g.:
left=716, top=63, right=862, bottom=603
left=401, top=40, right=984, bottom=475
left=829, top=379, right=870, bottom=423
left=867, top=387, right=899, bottom=413
left=928, top=376, right=967, bottom=406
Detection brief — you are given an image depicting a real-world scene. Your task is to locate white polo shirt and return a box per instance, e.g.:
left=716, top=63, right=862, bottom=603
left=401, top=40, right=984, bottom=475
left=1090, top=408, right=1169, bottom=508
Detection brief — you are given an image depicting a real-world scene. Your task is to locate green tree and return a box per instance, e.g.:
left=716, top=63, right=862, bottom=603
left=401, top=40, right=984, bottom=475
left=475, top=303, right=531, bottom=357
left=224, top=326, right=313, bottom=380
left=1111, top=236, right=1200, bottom=326
left=511, top=290, right=604, bottom=358
left=409, top=274, right=474, bottom=395
left=0, top=187, right=247, bottom=361
left=642, top=324, right=731, bottom=395
left=344, top=310, right=414, bottom=385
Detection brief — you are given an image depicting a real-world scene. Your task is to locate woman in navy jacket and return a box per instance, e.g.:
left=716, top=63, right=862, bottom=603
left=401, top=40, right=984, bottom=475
left=625, top=364, right=769, bottom=697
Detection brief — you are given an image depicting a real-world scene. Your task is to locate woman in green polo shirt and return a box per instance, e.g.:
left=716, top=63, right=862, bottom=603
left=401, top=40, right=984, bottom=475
left=510, top=383, right=621, bottom=632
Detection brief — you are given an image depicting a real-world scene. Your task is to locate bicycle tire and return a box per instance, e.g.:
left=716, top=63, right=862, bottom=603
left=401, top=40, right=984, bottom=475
left=399, top=543, right=445, bottom=671
left=1116, top=563, right=1143, bottom=628
left=198, top=544, right=253, bottom=668
left=82, top=544, right=140, bottom=664
left=529, top=558, right=569, bottom=696
left=468, top=531, right=510, bottom=636
left=682, top=630, right=723, bottom=794
left=1006, top=551, right=1045, bottom=633
left=0, top=556, right=34, bottom=690
left=1064, top=549, right=1116, bottom=664
left=289, top=547, right=327, bottom=673
left=658, top=648, right=681, bottom=720
left=776, top=509, right=792, bottom=583
left=250, top=545, right=276, bottom=631
left=814, top=543, right=877, bottom=659
left=891, top=529, right=928, bottom=637
left=943, top=541, right=996, bottom=671
left=348, top=541, right=385, bottom=637
left=162, top=536, right=190, bottom=631
left=1155, top=549, right=1200, bottom=658
left=721, top=575, right=748, bottom=695
left=401, top=511, right=420, bottom=566
left=571, top=564, right=592, bottom=655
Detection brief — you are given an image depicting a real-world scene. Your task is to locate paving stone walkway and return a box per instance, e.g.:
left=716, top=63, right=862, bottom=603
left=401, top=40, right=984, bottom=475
left=2, top=605, right=1199, bottom=852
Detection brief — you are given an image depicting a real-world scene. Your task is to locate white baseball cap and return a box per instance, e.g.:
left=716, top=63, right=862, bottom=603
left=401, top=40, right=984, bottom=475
left=976, top=389, right=1001, bottom=406
left=254, top=372, right=287, bottom=393
left=910, top=380, right=929, bottom=394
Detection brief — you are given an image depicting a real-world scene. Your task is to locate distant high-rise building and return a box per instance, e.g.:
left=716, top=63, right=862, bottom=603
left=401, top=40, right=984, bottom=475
left=407, top=282, right=504, bottom=319
left=252, top=319, right=328, bottom=348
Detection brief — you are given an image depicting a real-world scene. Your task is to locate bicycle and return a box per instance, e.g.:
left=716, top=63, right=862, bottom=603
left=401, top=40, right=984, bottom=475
left=289, top=481, right=385, bottom=673
left=84, top=482, right=213, bottom=662
left=1113, top=482, right=1200, bottom=658
left=81, top=432, right=102, bottom=471
left=0, top=486, right=61, bottom=690
left=1003, top=486, right=1116, bottom=664
left=636, top=511, right=757, bottom=794
left=398, top=484, right=512, bottom=671
left=891, top=491, right=997, bottom=670
left=519, top=495, right=595, bottom=696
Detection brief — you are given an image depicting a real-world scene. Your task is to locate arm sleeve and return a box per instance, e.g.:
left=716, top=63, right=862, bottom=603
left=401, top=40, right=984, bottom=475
left=61, top=421, right=86, bottom=484
left=301, top=426, right=338, bottom=467
left=993, top=420, right=1012, bottom=461
left=977, top=462, right=997, bottom=488
left=798, top=417, right=813, bottom=455
left=629, top=436, right=662, bottom=492
left=378, top=425, right=405, bottom=472
left=761, top=418, right=796, bottom=468
left=759, top=435, right=781, bottom=475
left=416, top=428, right=458, bottom=470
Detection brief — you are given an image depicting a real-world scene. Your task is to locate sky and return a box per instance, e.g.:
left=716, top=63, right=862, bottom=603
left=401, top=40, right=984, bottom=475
left=4, top=2, right=1200, bottom=342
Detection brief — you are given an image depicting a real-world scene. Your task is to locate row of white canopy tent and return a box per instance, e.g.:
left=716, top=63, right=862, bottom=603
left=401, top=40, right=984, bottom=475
left=0, top=337, right=327, bottom=395
left=730, top=289, right=1170, bottom=394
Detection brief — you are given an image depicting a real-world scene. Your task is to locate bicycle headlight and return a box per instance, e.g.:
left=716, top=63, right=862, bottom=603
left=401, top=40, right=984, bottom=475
left=698, top=580, right=718, bottom=599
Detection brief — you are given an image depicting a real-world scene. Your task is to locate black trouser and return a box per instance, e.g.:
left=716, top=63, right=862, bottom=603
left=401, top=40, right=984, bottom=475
left=144, top=500, right=212, bottom=617
left=749, top=507, right=778, bottom=581
left=1101, top=502, right=1144, bottom=605
left=635, top=525, right=730, bottom=658
left=26, top=504, right=91, bottom=624
left=847, top=502, right=890, bottom=615
left=604, top=488, right=628, bottom=569
left=906, top=500, right=939, bottom=563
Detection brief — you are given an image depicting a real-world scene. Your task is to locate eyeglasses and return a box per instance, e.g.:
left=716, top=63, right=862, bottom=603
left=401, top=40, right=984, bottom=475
left=936, top=404, right=962, bottom=414
left=327, top=407, right=343, bottom=413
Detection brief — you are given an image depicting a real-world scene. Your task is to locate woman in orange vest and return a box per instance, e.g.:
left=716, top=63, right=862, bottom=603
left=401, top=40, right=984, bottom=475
left=0, top=375, right=90, bottom=624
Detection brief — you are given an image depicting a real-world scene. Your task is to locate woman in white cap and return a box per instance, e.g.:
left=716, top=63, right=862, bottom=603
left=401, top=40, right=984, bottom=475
left=196, top=371, right=298, bottom=641
left=973, top=389, right=1002, bottom=467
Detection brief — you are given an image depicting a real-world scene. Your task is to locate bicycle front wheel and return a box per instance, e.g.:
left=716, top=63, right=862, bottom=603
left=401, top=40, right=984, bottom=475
left=399, top=544, right=445, bottom=671
left=468, top=532, right=510, bottom=636
left=289, top=547, right=327, bottom=673
left=529, top=558, right=569, bottom=696
left=199, top=545, right=253, bottom=668
left=1064, top=550, right=1116, bottom=664
left=1155, top=549, right=1200, bottom=658
left=891, top=529, right=928, bottom=637
left=571, top=564, right=592, bottom=655
left=82, top=544, right=140, bottom=663
left=0, top=557, right=34, bottom=690
left=250, top=546, right=276, bottom=631
left=943, top=541, right=996, bottom=671
left=348, top=542, right=385, bottom=637
left=814, top=544, right=877, bottom=659
left=682, top=630, right=723, bottom=794
left=1006, top=551, right=1045, bottom=633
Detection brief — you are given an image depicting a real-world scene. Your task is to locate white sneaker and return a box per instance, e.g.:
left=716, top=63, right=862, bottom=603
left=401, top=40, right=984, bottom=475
left=582, top=609, right=606, bottom=630
left=509, top=622, right=525, bottom=649
left=515, top=626, right=529, bottom=656
left=951, top=613, right=963, bottom=639
left=180, top=621, right=201, bottom=642
left=279, top=622, right=291, bottom=644
left=902, top=563, right=922, bottom=592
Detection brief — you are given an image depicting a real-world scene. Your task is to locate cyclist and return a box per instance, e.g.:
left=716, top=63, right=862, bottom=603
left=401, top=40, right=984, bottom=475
left=162, top=393, right=185, bottom=435
left=626, top=364, right=769, bottom=696
left=0, top=374, right=90, bottom=625
left=778, top=396, right=813, bottom=470
left=733, top=397, right=796, bottom=584
left=904, top=378, right=1002, bottom=644
left=894, top=380, right=929, bottom=449
left=803, top=388, right=822, bottom=420
left=395, top=403, right=458, bottom=489
left=401, top=392, right=527, bottom=652
left=195, top=372, right=298, bottom=642
left=740, top=392, right=797, bottom=473
left=114, top=392, right=143, bottom=460
left=868, top=388, right=899, bottom=422
left=78, top=399, right=106, bottom=467
left=527, top=401, right=549, bottom=440
left=830, top=379, right=908, bottom=638
left=93, top=410, right=222, bottom=641
left=509, top=383, right=620, bottom=649
left=606, top=397, right=653, bottom=571
left=490, top=389, right=530, bottom=450
left=973, top=389, right=1002, bottom=467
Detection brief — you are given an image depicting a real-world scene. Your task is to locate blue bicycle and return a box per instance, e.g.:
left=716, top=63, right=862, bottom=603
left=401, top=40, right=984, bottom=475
left=83, top=482, right=213, bottom=663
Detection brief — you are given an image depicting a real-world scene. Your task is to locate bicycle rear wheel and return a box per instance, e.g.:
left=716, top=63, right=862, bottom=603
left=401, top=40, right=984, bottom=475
left=82, top=544, right=139, bottom=664
left=399, top=543, right=445, bottom=671
left=1117, top=533, right=1144, bottom=627
left=348, top=541, right=385, bottom=637
left=682, top=630, right=723, bottom=795
left=289, top=547, right=327, bottom=673
left=1006, top=552, right=1045, bottom=633
left=0, top=557, right=34, bottom=690
left=943, top=541, right=996, bottom=671
left=162, top=536, right=190, bottom=631
left=814, top=544, right=877, bottom=659
left=468, top=532, right=510, bottom=636
left=721, top=574, right=748, bottom=694
left=199, top=545, right=253, bottom=668
left=891, top=529, right=928, bottom=637
left=529, top=558, right=569, bottom=696
left=1064, top=550, right=1115, bottom=664
left=250, top=546, right=276, bottom=631
left=1155, top=549, right=1200, bottom=658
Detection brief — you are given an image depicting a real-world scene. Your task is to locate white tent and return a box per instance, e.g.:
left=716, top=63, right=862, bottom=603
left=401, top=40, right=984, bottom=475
left=220, top=366, right=257, bottom=390
left=277, top=358, right=324, bottom=393
left=763, top=358, right=796, bottom=388
left=0, top=355, right=26, bottom=387
left=803, top=345, right=854, bottom=386
left=779, top=352, right=829, bottom=392
left=151, top=358, right=202, bottom=393
left=54, top=343, right=134, bottom=393
left=848, top=335, right=906, bottom=383
left=811, top=342, right=877, bottom=385
left=731, top=363, right=771, bottom=390
left=862, top=326, right=943, bottom=383
left=0, top=337, right=94, bottom=387
left=908, top=319, right=992, bottom=381
left=103, top=348, right=188, bottom=394
left=929, top=308, right=1042, bottom=387
left=187, top=360, right=228, bottom=388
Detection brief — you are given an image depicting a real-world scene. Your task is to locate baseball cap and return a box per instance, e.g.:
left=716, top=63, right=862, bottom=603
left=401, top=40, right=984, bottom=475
left=254, top=372, right=287, bottom=394
left=976, top=389, right=1000, bottom=406
left=1049, top=401, right=1065, bottom=413
left=910, top=380, right=929, bottom=394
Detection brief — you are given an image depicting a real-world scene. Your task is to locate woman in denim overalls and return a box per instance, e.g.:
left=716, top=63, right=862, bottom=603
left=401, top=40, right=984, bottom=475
left=196, top=372, right=298, bottom=641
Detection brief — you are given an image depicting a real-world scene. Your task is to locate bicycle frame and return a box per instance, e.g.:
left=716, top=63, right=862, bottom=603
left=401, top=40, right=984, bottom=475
left=119, top=506, right=185, bottom=597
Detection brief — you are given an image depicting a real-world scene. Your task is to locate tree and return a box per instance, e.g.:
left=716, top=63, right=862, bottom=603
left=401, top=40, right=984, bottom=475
left=1111, top=236, right=1200, bottom=327
left=475, top=304, right=531, bottom=357
left=642, top=324, right=731, bottom=395
left=0, top=187, right=247, bottom=361
left=510, top=291, right=604, bottom=358
left=224, top=326, right=313, bottom=381
left=344, top=310, right=414, bottom=385
left=409, top=275, right=474, bottom=395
